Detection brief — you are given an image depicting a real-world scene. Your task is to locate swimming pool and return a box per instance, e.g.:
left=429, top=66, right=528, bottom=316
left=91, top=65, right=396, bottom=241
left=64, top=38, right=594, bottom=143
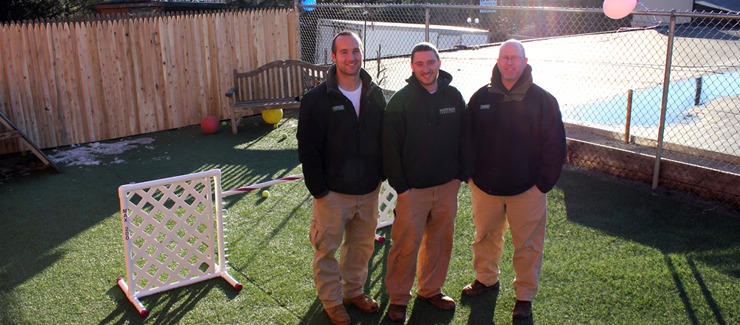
left=561, top=70, right=740, bottom=127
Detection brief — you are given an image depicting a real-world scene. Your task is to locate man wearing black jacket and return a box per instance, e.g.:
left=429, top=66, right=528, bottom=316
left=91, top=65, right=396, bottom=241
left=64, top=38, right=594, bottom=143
left=463, top=39, right=566, bottom=320
left=382, top=42, right=472, bottom=323
left=296, top=31, right=387, bottom=325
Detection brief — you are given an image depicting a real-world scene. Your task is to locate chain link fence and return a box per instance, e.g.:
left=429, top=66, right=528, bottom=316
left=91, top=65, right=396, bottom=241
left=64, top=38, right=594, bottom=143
left=297, top=4, right=739, bottom=207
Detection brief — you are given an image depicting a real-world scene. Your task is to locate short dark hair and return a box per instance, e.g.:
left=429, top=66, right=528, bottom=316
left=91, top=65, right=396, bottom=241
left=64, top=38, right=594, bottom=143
left=331, top=30, right=362, bottom=54
left=411, top=42, right=440, bottom=62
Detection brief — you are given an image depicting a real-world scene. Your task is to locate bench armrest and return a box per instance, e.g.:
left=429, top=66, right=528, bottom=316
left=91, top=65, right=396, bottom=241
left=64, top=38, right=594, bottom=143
left=225, top=87, right=236, bottom=98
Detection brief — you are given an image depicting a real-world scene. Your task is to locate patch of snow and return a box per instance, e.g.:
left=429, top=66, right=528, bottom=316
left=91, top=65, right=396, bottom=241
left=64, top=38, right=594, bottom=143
left=48, top=138, right=155, bottom=166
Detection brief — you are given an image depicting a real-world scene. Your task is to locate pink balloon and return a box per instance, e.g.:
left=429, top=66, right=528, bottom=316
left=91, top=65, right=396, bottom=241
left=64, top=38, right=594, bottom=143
left=603, top=0, right=637, bottom=19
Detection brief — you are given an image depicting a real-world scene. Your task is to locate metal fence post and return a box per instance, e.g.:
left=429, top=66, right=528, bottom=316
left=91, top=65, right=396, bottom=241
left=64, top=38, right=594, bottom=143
left=652, top=11, right=677, bottom=190
left=694, top=76, right=703, bottom=106
left=364, top=6, right=369, bottom=69
left=425, top=6, right=430, bottom=42
left=625, top=89, right=633, bottom=144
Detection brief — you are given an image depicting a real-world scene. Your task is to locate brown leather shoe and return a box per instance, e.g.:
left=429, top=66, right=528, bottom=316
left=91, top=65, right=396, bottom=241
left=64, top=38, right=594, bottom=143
left=513, top=300, right=532, bottom=319
left=325, top=304, right=351, bottom=325
left=387, top=304, right=407, bottom=322
left=462, top=279, right=500, bottom=296
left=344, top=293, right=379, bottom=313
left=419, top=293, right=456, bottom=310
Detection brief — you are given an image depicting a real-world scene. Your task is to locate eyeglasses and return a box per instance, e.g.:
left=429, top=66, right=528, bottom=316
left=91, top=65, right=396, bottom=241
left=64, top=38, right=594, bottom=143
left=498, top=56, right=522, bottom=62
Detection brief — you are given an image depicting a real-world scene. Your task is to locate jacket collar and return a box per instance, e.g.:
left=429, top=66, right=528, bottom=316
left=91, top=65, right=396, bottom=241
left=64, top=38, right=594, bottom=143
left=406, top=69, right=454, bottom=93
left=489, top=64, right=533, bottom=102
left=325, top=65, right=374, bottom=94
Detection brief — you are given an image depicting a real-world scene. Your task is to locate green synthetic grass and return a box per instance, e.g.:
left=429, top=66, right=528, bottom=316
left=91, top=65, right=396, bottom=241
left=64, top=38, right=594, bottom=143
left=1, top=113, right=738, bottom=324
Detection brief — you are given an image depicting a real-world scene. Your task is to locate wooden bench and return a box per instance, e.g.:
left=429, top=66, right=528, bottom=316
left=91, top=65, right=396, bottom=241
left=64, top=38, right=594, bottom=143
left=225, top=60, right=330, bottom=134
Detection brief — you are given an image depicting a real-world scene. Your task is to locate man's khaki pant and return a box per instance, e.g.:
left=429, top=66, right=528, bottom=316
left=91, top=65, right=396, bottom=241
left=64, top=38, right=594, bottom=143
left=470, top=182, right=547, bottom=301
left=310, top=187, right=380, bottom=309
left=385, top=179, right=460, bottom=306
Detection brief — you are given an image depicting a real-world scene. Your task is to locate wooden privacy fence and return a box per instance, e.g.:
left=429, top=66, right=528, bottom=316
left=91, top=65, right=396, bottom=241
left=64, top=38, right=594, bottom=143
left=0, top=9, right=300, bottom=153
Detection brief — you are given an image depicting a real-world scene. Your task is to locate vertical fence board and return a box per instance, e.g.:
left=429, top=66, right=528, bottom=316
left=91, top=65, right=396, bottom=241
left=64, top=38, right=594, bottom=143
left=88, top=21, right=107, bottom=141
left=102, top=21, right=126, bottom=138
left=160, top=16, right=177, bottom=129
left=148, top=17, right=166, bottom=130
left=133, top=17, right=152, bottom=133
left=131, top=18, right=145, bottom=134
left=270, top=10, right=284, bottom=63
left=214, top=13, right=229, bottom=116
left=35, top=23, right=57, bottom=147
left=95, top=21, right=114, bottom=140
left=0, top=25, right=10, bottom=115
left=119, top=19, right=135, bottom=135
left=183, top=14, right=199, bottom=124
left=63, top=22, right=83, bottom=143
left=252, top=11, right=266, bottom=66
left=140, top=17, right=160, bottom=131
left=127, top=18, right=145, bottom=135
left=49, top=22, right=69, bottom=143
left=13, top=24, right=32, bottom=145
left=288, top=10, right=300, bottom=59
left=180, top=14, right=192, bottom=126
left=74, top=22, right=96, bottom=142
left=0, top=25, right=18, bottom=152
left=191, top=15, right=206, bottom=119
left=1, top=24, right=20, bottom=153
left=7, top=24, right=29, bottom=143
left=22, top=24, right=43, bottom=145
left=168, top=16, right=184, bottom=127
left=35, top=23, right=59, bottom=146
left=265, top=10, right=277, bottom=63
left=197, top=14, right=214, bottom=116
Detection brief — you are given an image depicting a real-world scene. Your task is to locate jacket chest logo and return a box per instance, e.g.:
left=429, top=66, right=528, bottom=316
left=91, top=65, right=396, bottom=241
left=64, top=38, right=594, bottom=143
left=439, top=107, right=456, bottom=114
left=480, top=104, right=490, bottom=110
left=332, top=105, right=345, bottom=112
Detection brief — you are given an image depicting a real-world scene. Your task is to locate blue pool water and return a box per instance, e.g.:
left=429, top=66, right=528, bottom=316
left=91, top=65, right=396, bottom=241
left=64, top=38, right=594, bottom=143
left=562, top=70, right=740, bottom=127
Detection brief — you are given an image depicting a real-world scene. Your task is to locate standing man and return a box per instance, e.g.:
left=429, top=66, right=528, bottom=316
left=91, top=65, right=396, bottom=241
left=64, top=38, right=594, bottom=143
left=382, top=42, right=471, bottom=323
left=296, top=30, right=387, bottom=325
left=463, top=39, right=566, bottom=320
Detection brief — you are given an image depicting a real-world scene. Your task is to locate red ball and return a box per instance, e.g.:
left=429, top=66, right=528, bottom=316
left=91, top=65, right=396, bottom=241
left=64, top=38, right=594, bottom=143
left=201, top=115, right=220, bottom=134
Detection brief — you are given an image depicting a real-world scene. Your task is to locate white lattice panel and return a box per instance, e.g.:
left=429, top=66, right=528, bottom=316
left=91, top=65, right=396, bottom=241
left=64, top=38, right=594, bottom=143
left=378, top=181, right=397, bottom=229
left=117, top=169, right=241, bottom=318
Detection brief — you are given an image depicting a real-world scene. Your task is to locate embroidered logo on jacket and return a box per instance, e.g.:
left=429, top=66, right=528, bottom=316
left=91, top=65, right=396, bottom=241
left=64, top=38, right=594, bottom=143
left=439, top=107, right=456, bottom=114
left=480, top=104, right=490, bottom=110
left=332, top=105, right=345, bottom=112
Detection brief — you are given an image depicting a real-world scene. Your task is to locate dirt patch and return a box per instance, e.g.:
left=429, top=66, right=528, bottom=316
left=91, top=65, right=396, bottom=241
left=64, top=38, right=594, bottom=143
left=0, top=152, right=48, bottom=181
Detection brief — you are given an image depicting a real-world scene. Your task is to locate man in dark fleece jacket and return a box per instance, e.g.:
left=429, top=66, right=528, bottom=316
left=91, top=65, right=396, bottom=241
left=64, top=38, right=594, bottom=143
left=462, top=39, right=566, bottom=321
left=382, top=42, right=471, bottom=323
left=296, top=31, right=387, bottom=325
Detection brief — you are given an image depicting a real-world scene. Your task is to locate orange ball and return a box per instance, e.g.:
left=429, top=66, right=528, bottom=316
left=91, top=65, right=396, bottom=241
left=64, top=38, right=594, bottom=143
left=201, top=115, right=220, bottom=134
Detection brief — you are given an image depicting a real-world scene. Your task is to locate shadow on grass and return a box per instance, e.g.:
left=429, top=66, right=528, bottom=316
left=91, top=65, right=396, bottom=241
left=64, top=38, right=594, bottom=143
left=101, top=280, right=238, bottom=325
left=558, top=167, right=739, bottom=324
left=559, top=168, right=739, bottom=277
left=406, top=297, right=456, bottom=324
left=460, top=290, right=500, bottom=325
left=665, top=254, right=728, bottom=325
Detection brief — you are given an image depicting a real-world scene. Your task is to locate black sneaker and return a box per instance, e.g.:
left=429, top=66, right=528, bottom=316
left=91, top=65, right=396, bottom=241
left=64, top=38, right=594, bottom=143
left=513, top=300, right=532, bottom=319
